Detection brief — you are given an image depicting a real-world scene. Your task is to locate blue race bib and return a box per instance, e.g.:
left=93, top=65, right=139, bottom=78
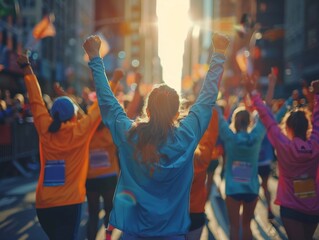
left=232, top=161, right=252, bottom=183
left=43, top=160, right=65, bottom=187
left=89, top=150, right=110, bottom=168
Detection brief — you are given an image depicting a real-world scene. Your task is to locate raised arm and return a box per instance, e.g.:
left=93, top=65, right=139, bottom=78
left=217, top=105, right=234, bottom=142
left=302, top=80, right=315, bottom=112
left=310, top=80, right=319, bottom=142
left=195, top=108, right=219, bottom=170
left=244, top=75, right=289, bottom=146
left=181, top=33, right=230, bottom=140
left=83, top=36, right=130, bottom=144
left=265, top=67, right=277, bottom=106
left=17, top=54, right=52, bottom=135
left=110, top=68, right=124, bottom=93
left=126, top=72, right=143, bottom=119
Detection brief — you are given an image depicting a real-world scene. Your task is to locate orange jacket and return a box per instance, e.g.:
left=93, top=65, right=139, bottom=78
left=87, top=124, right=120, bottom=179
left=190, top=108, right=218, bottom=213
left=25, top=74, right=101, bottom=208
left=87, top=80, right=120, bottom=179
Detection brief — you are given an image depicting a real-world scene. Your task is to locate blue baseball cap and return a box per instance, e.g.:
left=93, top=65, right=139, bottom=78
left=50, top=96, right=77, bottom=122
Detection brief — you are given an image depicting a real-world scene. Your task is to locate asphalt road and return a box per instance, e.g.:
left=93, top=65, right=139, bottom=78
left=0, top=169, right=318, bottom=240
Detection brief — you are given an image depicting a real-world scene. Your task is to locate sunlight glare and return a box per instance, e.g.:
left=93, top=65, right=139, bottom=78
left=156, top=0, right=191, bottom=93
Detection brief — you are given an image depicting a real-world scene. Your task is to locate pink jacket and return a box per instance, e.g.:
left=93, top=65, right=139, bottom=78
left=252, top=93, right=319, bottom=215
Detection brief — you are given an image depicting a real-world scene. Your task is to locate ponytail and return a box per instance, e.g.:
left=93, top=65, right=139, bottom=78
left=129, top=84, right=179, bottom=167
left=286, top=110, right=308, bottom=140
left=48, top=112, right=62, bottom=133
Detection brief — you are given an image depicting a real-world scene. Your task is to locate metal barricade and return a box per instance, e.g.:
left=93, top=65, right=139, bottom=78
left=0, top=123, right=12, bottom=163
left=0, top=121, right=39, bottom=177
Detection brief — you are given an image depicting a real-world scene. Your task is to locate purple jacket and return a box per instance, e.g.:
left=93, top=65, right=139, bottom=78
left=252, top=93, right=319, bottom=215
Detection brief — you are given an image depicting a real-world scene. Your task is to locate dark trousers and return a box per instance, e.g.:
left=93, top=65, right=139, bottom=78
left=36, top=203, right=82, bottom=240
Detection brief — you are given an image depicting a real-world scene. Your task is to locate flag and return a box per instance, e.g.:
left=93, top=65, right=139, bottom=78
left=32, top=14, right=56, bottom=40
left=25, top=14, right=56, bottom=50
left=83, top=32, right=110, bottom=62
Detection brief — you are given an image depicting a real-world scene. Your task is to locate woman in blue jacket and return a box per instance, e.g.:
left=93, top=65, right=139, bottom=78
left=218, top=105, right=265, bottom=240
left=83, top=33, right=229, bottom=239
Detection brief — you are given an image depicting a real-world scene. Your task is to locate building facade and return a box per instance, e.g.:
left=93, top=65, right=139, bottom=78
left=0, top=0, right=95, bottom=96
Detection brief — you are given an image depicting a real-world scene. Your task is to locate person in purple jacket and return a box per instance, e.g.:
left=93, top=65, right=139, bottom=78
left=246, top=77, right=319, bottom=240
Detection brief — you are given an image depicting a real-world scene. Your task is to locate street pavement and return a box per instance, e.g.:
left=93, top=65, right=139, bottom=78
left=0, top=168, right=318, bottom=240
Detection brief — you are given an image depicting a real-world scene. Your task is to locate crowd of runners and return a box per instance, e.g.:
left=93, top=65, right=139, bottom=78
left=5, top=32, right=318, bottom=240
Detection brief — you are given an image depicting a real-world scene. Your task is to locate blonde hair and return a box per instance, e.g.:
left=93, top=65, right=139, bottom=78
left=14, top=93, right=24, bottom=105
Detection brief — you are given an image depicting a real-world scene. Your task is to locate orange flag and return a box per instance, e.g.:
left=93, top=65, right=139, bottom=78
left=32, top=14, right=56, bottom=40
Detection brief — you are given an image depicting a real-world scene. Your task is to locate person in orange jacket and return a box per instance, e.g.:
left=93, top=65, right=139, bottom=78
left=186, top=108, right=219, bottom=239
left=53, top=68, right=123, bottom=240
left=17, top=54, right=101, bottom=240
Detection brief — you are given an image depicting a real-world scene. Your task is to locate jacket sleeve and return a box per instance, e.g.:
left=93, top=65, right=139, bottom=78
left=249, top=115, right=266, bottom=141
left=217, top=108, right=234, bottom=142
left=252, top=93, right=289, bottom=147
left=180, top=53, right=225, bottom=142
left=88, top=57, right=132, bottom=145
left=195, top=109, right=219, bottom=171
left=24, top=74, right=52, bottom=136
left=310, top=94, right=319, bottom=142
left=75, top=100, right=101, bottom=140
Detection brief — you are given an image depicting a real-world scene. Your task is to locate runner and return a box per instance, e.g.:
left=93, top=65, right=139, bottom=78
left=257, top=69, right=293, bottom=220
left=17, top=54, right=101, bottom=240
left=83, top=33, right=229, bottom=239
left=247, top=77, right=319, bottom=240
left=187, top=108, right=218, bottom=240
left=218, top=102, right=265, bottom=240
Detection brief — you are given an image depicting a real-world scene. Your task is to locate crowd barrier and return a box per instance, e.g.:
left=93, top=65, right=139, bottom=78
left=0, top=121, right=39, bottom=177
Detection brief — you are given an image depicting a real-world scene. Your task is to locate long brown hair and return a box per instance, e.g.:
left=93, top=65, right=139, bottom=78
left=128, top=84, right=180, bottom=166
left=286, top=110, right=309, bottom=140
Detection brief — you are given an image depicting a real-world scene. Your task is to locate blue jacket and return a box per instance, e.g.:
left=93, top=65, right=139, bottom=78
left=88, top=53, right=225, bottom=237
left=218, top=113, right=265, bottom=195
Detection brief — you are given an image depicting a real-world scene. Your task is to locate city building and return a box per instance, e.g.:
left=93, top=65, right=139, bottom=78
left=0, top=0, right=95, bottom=96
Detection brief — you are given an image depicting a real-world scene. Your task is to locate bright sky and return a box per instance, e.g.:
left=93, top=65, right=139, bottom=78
left=156, top=0, right=191, bottom=93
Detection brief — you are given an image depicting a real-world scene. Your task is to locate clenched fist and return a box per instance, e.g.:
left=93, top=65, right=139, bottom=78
left=212, top=33, right=230, bottom=54
left=83, top=35, right=101, bottom=60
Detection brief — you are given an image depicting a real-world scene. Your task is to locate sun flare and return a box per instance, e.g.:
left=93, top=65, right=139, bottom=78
left=156, top=0, right=191, bottom=94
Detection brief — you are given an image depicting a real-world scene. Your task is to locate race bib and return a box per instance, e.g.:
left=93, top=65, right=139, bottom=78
left=293, top=178, right=316, bottom=199
left=89, top=150, right=110, bottom=168
left=232, top=161, right=252, bottom=183
left=43, top=160, right=65, bottom=187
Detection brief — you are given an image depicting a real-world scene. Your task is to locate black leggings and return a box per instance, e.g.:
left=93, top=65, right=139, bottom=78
left=36, top=203, right=82, bottom=240
left=86, top=176, right=117, bottom=240
left=189, top=212, right=206, bottom=231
